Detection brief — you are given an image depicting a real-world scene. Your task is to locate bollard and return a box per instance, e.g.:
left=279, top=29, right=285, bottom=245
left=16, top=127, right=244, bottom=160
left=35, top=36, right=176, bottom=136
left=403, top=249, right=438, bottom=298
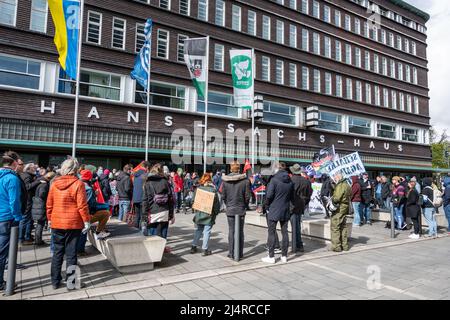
left=5, top=225, right=19, bottom=296
left=234, top=215, right=240, bottom=262
left=390, top=206, right=395, bottom=239
left=291, top=215, right=297, bottom=254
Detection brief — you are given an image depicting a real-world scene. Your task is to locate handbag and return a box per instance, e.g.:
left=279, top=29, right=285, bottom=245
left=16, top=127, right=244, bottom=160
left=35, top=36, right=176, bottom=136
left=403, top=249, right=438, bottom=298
left=147, top=182, right=171, bottom=224
left=125, top=202, right=136, bottom=227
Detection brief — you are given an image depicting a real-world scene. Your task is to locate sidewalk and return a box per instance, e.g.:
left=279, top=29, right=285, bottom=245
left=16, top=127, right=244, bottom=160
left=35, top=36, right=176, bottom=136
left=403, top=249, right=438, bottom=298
left=3, top=211, right=447, bottom=300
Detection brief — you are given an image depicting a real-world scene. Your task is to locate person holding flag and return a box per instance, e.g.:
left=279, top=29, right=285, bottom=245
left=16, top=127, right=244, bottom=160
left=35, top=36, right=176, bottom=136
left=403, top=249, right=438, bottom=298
left=131, top=19, right=153, bottom=161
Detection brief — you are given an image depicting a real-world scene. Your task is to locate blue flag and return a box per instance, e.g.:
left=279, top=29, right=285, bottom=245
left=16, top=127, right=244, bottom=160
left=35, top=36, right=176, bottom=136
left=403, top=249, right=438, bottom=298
left=131, top=18, right=153, bottom=89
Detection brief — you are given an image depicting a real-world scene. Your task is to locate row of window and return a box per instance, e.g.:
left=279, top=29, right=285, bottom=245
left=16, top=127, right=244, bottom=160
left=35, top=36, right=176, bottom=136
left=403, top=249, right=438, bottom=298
left=317, top=111, right=424, bottom=143
left=0, top=54, right=428, bottom=144
left=135, top=0, right=423, bottom=59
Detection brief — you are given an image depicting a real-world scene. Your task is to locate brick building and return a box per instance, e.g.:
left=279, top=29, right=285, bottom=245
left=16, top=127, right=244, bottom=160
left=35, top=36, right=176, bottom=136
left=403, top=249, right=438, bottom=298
left=0, top=0, right=433, bottom=176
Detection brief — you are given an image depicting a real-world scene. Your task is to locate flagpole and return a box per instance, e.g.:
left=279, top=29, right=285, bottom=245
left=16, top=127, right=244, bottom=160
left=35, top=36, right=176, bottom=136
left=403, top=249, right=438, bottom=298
left=203, top=36, right=210, bottom=174
left=251, top=48, right=255, bottom=174
left=145, top=33, right=152, bottom=162
left=71, top=0, right=85, bottom=158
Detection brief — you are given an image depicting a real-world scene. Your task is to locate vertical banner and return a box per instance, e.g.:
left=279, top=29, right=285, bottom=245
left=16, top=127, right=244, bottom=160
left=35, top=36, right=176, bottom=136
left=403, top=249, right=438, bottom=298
left=48, top=0, right=81, bottom=80
left=230, top=49, right=254, bottom=109
left=184, top=37, right=208, bottom=98
left=130, top=19, right=153, bottom=89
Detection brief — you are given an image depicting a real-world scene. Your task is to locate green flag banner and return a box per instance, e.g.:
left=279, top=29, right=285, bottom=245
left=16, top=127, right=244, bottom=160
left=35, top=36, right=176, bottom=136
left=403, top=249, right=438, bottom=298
left=184, top=37, right=208, bottom=99
left=230, top=49, right=254, bottom=109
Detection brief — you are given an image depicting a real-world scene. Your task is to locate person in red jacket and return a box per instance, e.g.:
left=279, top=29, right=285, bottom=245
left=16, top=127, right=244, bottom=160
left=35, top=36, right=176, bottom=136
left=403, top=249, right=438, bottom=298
left=173, top=169, right=184, bottom=213
left=351, top=176, right=362, bottom=227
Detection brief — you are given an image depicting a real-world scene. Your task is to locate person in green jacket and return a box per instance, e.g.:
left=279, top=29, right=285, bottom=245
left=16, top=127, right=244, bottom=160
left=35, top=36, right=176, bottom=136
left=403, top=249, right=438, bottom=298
left=330, top=171, right=351, bottom=252
left=191, top=173, right=220, bottom=256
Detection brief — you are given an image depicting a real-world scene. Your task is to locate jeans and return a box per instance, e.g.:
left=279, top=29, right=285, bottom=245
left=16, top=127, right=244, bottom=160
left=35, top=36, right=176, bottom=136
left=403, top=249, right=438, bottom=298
left=19, top=211, right=32, bottom=241
left=35, top=218, right=46, bottom=244
left=267, top=219, right=289, bottom=258
left=192, top=224, right=213, bottom=250
left=423, top=207, right=437, bottom=236
left=352, top=202, right=362, bottom=226
left=375, top=193, right=382, bottom=208
left=445, top=205, right=450, bottom=231
left=394, top=204, right=405, bottom=229
left=361, top=203, right=372, bottom=223
left=265, top=213, right=279, bottom=248
left=148, top=222, right=169, bottom=239
left=0, top=220, right=13, bottom=284
left=133, top=203, right=142, bottom=228
left=289, top=214, right=303, bottom=249
left=118, top=200, right=130, bottom=222
left=384, top=197, right=392, bottom=212
left=51, top=229, right=81, bottom=286
left=227, top=215, right=245, bottom=258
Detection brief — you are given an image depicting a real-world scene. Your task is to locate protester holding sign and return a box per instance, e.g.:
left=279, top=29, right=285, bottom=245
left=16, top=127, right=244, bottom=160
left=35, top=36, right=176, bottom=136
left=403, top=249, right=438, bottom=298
left=190, top=174, right=220, bottom=256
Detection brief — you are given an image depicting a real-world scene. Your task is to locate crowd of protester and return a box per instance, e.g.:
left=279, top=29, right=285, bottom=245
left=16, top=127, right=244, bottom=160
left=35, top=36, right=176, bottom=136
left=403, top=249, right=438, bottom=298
left=1, top=149, right=449, bottom=291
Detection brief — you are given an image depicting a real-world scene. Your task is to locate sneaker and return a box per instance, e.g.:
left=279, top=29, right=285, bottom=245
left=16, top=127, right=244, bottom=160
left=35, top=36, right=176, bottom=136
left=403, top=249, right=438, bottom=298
left=296, top=246, right=305, bottom=253
left=367, top=221, right=372, bottom=226
left=94, top=231, right=111, bottom=240
left=190, top=246, right=197, bottom=254
left=280, top=256, right=287, bottom=263
left=409, top=233, right=420, bottom=239
left=261, top=256, right=276, bottom=264
left=274, top=248, right=282, bottom=254
left=52, top=282, right=61, bottom=290
left=164, top=246, right=172, bottom=254
left=202, top=249, right=212, bottom=256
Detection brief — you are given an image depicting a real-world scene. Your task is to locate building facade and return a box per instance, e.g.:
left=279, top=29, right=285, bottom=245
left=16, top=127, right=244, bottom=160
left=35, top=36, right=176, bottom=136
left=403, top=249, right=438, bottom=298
left=0, top=0, right=432, bottom=176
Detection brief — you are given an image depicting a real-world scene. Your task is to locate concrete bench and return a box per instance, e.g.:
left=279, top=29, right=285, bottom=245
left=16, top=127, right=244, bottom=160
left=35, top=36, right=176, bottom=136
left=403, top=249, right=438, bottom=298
left=87, top=219, right=166, bottom=273
left=245, top=211, right=353, bottom=243
left=371, top=210, right=448, bottom=228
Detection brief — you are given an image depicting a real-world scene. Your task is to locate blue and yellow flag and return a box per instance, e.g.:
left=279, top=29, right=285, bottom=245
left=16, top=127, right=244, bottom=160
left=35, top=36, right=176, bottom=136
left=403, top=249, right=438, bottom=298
left=48, top=0, right=81, bottom=80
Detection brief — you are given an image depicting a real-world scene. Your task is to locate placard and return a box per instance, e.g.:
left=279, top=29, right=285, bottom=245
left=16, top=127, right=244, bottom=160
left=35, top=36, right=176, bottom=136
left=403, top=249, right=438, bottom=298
left=192, top=188, right=215, bottom=215
left=308, top=183, right=325, bottom=215
left=326, top=152, right=366, bottom=181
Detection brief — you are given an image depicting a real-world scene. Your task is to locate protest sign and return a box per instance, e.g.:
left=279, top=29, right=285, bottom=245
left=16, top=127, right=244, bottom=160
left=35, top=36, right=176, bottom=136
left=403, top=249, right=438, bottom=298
left=192, top=188, right=215, bottom=214
left=326, top=152, right=366, bottom=180
left=308, top=183, right=325, bottom=215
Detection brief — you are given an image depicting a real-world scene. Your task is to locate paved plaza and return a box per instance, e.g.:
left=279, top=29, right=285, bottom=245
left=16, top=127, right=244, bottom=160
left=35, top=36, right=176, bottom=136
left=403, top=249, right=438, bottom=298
left=2, top=211, right=449, bottom=300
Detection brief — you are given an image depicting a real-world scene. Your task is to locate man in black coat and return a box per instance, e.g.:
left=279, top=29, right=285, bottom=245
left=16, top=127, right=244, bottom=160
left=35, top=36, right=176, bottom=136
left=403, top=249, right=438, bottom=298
left=19, top=163, right=41, bottom=245
left=262, top=162, right=294, bottom=264
left=116, top=165, right=132, bottom=221
left=290, top=164, right=313, bottom=253
left=222, top=161, right=252, bottom=260
left=359, top=172, right=373, bottom=225
left=380, top=176, right=392, bottom=211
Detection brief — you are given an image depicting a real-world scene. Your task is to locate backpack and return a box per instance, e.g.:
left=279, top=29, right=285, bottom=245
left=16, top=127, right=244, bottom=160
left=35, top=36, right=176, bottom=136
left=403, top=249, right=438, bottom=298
left=425, top=186, right=443, bottom=208
left=150, top=182, right=169, bottom=206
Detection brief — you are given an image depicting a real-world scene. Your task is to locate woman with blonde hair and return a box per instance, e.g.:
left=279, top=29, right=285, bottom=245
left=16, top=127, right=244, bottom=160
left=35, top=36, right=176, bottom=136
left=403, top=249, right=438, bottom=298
left=190, top=173, right=220, bottom=256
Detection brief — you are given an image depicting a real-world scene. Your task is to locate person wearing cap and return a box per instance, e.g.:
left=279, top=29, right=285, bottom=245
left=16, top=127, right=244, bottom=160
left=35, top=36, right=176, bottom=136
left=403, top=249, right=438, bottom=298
left=31, top=171, right=56, bottom=246
left=46, top=158, right=90, bottom=290
left=330, top=171, right=351, bottom=252
left=359, top=172, right=373, bottom=226
left=221, top=161, right=251, bottom=260
left=289, top=164, right=312, bottom=253
left=98, top=168, right=112, bottom=204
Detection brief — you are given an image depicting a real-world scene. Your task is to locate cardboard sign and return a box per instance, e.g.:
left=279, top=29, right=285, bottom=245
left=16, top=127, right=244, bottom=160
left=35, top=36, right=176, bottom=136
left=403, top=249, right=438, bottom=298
left=192, top=188, right=215, bottom=215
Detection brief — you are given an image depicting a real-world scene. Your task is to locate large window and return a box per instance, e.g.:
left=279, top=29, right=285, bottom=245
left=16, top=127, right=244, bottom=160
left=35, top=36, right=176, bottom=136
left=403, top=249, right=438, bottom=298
left=87, top=11, right=102, bottom=44
left=402, top=127, right=418, bottom=142
left=0, top=0, right=17, bottom=26
left=160, top=0, right=170, bottom=9
left=0, top=55, right=40, bottom=90
left=325, top=73, right=332, bottom=95
left=214, top=44, right=224, bottom=71
left=312, top=1, right=319, bottom=18
left=198, top=0, right=208, bottom=21
left=336, top=75, right=342, bottom=97
left=263, top=101, right=296, bottom=125
left=112, top=17, right=126, bottom=50
left=263, top=16, right=271, bottom=40
left=232, top=5, right=241, bottom=31
left=179, top=0, right=190, bottom=15
left=323, top=6, right=330, bottom=23
left=215, top=0, right=225, bottom=26
left=289, top=63, right=297, bottom=87
left=302, top=29, right=309, bottom=51
left=302, top=66, right=309, bottom=90
left=324, top=37, right=331, bottom=58
left=313, top=33, right=320, bottom=55
left=59, top=69, right=121, bottom=101
left=377, top=123, right=396, bottom=139
left=177, top=35, right=188, bottom=62
left=136, top=82, right=185, bottom=109
left=157, top=29, right=169, bottom=59
left=30, top=0, right=47, bottom=33
left=348, top=117, right=371, bottom=136
left=135, top=23, right=145, bottom=52
left=276, top=20, right=284, bottom=44
left=335, top=40, right=342, bottom=62
left=317, top=111, right=342, bottom=132
left=313, top=69, right=320, bottom=93
left=261, top=56, right=270, bottom=81
left=289, top=25, right=297, bottom=48
left=276, top=60, right=284, bottom=85
left=345, top=44, right=351, bottom=65
left=247, top=11, right=256, bottom=36
left=198, top=92, right=238, bottom=117
left=301, top=0, right=308, bottom=14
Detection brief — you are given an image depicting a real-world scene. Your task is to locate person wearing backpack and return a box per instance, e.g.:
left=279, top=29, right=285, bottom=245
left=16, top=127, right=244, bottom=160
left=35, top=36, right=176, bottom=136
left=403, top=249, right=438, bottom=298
left=141, top=163, right=175, bottom=241
left=392, top=176, right=407, bottom=230
left=190, top=173, right=220, bottom=256
left=421, top=177, right=438, bottom=238
left=32, top=172, right=56, bottom=246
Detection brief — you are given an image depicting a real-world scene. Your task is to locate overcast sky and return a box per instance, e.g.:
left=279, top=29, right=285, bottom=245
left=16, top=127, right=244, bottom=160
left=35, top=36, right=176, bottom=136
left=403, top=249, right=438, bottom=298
left=406, top=0, right=450, bottom=135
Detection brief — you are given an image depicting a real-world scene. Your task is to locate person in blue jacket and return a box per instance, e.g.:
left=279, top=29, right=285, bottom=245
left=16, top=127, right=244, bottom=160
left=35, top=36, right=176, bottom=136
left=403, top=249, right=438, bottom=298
left=0, top=151, right=23, bottom=291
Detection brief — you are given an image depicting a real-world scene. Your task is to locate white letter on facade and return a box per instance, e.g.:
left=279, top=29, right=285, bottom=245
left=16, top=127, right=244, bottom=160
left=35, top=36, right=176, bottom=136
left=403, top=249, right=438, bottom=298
left=165, top=116, right=173, bottom=127
left=40, top=100, right=55, bottom=114
left=298, top=132, right=307, bottom=142
left=127, top=111, right=139, bottom=123
left=354, top=139, right=361, bottom=147
left=320, top=135, right=325, bottom=143
left=88, top=107, right=100, bottom=119
left=227, top=123, right=235, bottom=133
left=370, top=141, right=376, bottom=149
